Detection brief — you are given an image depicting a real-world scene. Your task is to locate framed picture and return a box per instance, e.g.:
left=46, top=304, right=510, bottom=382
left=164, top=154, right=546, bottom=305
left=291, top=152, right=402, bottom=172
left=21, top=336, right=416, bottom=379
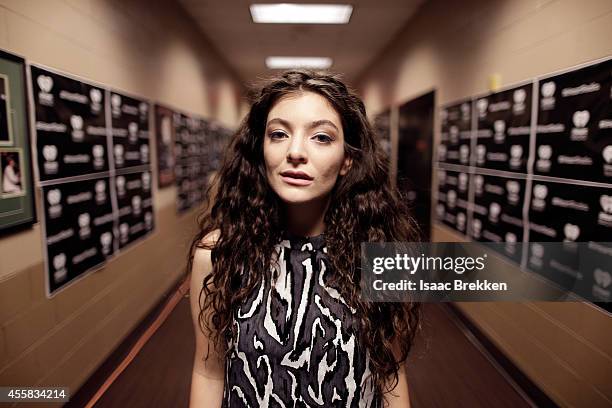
left=0, top=49, right=36, bottom=235
left=0, top=148, right=25, bottom=197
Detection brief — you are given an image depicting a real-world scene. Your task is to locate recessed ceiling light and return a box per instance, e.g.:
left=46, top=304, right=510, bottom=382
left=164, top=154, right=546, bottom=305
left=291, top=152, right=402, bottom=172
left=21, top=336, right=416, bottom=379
left=250, top=4, right=353, bottom=24
left=265, top=57, right=333, bottom=69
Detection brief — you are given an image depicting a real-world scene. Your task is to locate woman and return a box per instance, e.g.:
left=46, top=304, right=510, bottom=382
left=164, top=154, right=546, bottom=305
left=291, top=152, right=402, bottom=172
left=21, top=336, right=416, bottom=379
left=188, top=70, right=421, bottom=407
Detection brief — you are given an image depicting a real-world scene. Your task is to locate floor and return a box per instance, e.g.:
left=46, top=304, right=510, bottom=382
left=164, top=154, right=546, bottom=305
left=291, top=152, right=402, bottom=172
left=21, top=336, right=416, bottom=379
left=86, top=295, right=534, bottom=408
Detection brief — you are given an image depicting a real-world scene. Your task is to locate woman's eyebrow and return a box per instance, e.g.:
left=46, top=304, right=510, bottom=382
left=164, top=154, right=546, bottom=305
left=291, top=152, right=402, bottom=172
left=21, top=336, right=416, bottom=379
left=308, top=119, right=339, bottom=132
left=266, top=118, right=292, bottom=129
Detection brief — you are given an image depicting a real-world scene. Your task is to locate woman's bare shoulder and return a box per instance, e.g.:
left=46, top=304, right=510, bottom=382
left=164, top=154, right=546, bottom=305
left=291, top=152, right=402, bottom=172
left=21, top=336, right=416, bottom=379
left=191, top=229, right=221, bottom=280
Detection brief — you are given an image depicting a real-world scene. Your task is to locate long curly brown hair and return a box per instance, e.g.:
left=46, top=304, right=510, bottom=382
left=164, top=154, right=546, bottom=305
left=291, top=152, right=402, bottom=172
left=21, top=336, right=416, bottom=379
left=188, top=70, right=422, bottom=405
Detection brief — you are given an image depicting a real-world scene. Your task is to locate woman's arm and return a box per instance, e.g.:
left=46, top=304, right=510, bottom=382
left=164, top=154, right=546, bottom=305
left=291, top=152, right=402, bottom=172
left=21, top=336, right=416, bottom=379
left=189, top=231, right=225, bottom=408
left=385, top=340, right=412, bottom=408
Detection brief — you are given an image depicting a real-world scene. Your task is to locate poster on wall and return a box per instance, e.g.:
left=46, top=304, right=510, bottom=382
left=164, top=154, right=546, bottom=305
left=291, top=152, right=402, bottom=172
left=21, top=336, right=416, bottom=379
left=439, top=99, right=472, bottom=166
left=30, top=65, right=109, bottom=182
left=110, top=90, right=151, bottom=170
left=474, top=82, right=532, bottom=173
left=435, top=168, right=469, bottom=235
left=0, top=50, right=36, bottom=234
left=535, top=58, right=612, bottom=183
left=30, top=64, right=155, bottom=297
left=155, top=104, right=176, bottom=188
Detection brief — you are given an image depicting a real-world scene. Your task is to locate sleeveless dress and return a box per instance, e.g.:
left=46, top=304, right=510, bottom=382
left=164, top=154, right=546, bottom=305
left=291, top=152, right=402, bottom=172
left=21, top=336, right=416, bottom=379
left=222, top=233, right=382, bottom=408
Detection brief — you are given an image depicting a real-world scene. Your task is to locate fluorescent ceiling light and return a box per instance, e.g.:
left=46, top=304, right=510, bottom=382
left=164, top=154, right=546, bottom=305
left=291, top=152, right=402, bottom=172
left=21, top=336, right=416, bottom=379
left=250, top=4, right=353, bottom=24
left=265, top=57, right=333, bottom=69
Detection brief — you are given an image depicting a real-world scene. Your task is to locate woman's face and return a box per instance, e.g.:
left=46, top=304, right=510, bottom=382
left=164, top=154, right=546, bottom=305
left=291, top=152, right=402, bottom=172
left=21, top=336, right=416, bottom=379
left=263, top=91, right=351, bottom=205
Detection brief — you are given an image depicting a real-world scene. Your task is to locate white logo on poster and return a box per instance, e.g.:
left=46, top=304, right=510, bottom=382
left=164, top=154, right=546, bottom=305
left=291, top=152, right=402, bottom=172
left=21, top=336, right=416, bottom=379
left=142, top=172, right=151, bottom=191
left=139, top=102, right=148, bottom=116
left=116, top=176, right=126, bottom=197
left=120, top=222, right=129, bottom=244
left=476, top=144, right=486, bottom=165
left=438, top=145, right=447, bottom=161
left=447, top=190, right=457, bottom=209
left=456, top=212, right=466, bottom=231
left=449, top=125, right=459, bottom=144
left=38, top=75, right=53, bottom=92
left=474, top=175, right=484, bottom=195
left=111, top=94, right=122, bottom=108
left=37, top=75, right=55, bottom=106
left=47, top=188, right=62, bottom=218
left=114, top=144, right=124, bottom=166
left=513, top=89, right=526, bottom=114
left=42, top=145, right=59, bottom=174
left=90, top=88, right=102, bottom=113
left=100, top=232, right=113, bottom=255
left=602, top=145, right=612, bottom=164
left=436, top=203, right=445, bottom=218
left=505, top=232, right=517, bottom=254
left=95, top=180, right=107, bottom=204
left=541, top=81, right=556, bottom=110
left=145, top=212, right=153, bottom=230
left=140, top=144, right=149, bottom=163
left=572, top=110, right=590, bottom=128
left=70, top=115, right=85, bottom=142
left=536, top=144, right=552, bottom=172
left=476, top=98, right=488, bottom=118
left=493, top=120, right=506, bottom=143
left=598, top=195, right=612, bottom=226
left=90, top=88, right=102, bottom=103
left=541, top=82, right=555, bottom=97
left=506, top=180, right=520, bottom=205
left=52, top=253, right=67, bottom=283
left=509, top=144, right=523, bottom=169
left=563, top=223, right=580, bottom=241
left=132, top=195, right=142, bottom=216
left=92, top=145, right=104, bottom=169
left=459, top=144, right=469, bottom=164
left=594, top=269, right=611, bottom=289
left=128, top=122, right=138, bottom=143
left=78, top=213, right=91, bottom=239
left=438, top=170, right=446, bottom=186
left=43, top=145, right=58, bottom=161
left=529, top=243, right=544, bottom=268
left=532, top=184, right=548, bottom=211
left=472, top=219, right=482, bottom=239
left=461, top=103, right=470, bottom=121
left=458, top=172, right=468, bottom=192
left=489, top=202, right=501, bottom=223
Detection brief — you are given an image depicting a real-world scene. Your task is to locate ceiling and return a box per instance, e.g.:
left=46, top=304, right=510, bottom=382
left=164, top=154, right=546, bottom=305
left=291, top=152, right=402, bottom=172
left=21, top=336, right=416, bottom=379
left=178, top=0, right=426, bottom=87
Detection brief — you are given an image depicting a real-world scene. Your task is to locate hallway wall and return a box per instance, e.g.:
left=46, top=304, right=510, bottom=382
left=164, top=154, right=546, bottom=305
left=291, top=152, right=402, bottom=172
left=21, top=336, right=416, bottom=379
left=0, top=0, right=245, bottom=396
left=357, top=0, right=612, bottom=406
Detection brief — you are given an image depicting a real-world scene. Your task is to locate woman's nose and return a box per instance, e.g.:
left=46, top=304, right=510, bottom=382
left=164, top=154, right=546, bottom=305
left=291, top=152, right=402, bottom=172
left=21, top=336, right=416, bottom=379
left=286, top=136, right=307, bottom=163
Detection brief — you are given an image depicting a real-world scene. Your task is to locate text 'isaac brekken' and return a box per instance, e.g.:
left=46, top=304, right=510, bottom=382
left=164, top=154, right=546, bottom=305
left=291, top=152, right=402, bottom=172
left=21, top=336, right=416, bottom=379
left=373, top=279, right=508, bottom=291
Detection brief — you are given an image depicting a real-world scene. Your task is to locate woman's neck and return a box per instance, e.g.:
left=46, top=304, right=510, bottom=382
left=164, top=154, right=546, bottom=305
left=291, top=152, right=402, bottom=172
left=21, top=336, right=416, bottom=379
left=283, top=197, right=330, bottom=237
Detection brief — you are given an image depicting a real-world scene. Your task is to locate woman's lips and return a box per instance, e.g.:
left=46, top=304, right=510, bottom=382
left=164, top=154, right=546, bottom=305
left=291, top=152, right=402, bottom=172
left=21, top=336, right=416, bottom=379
left=280, top=175, right=313, bottom=186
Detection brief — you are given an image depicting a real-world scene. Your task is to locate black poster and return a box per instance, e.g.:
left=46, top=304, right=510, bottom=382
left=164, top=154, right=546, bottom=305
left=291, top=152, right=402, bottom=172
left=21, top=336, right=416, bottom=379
left=535, top=58, right=612, bottom=183
left=115, top=170, right=154, bottom=248
left=474, top=83, right=532, bottom=173
left=471, top=173, right=526, bottom=263
left=110, top=91, right=150, bottom=170
left=435, top=169, right=469, bottom=234
left=42, top=177, right=115, bottom=294
left=439, top=99, right=472, bottom=165
left=31, top=66, right=108, bottom=181
left=155, top=104, right=176, bottom=188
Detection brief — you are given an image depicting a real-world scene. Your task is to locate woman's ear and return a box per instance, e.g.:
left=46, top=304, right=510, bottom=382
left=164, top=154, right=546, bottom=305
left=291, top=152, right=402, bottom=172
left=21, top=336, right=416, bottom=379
left=340, top=156, right=353, bottom=176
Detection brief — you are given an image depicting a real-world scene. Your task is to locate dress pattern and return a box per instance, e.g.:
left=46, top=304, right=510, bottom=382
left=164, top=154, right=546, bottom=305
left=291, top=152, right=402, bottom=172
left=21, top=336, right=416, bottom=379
left=222, top=233, right=381, bottom=408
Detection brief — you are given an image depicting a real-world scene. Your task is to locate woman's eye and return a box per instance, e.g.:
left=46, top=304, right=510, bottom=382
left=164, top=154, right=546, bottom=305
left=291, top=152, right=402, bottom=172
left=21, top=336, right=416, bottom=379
left=313, top=133, right=333, bottom=143
left=269, top=131, right=287, bottom=140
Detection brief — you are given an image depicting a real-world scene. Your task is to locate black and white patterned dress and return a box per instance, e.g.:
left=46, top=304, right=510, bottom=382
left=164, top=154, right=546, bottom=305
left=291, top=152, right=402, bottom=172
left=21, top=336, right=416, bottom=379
left=222, top=233, right=381, bottom=407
